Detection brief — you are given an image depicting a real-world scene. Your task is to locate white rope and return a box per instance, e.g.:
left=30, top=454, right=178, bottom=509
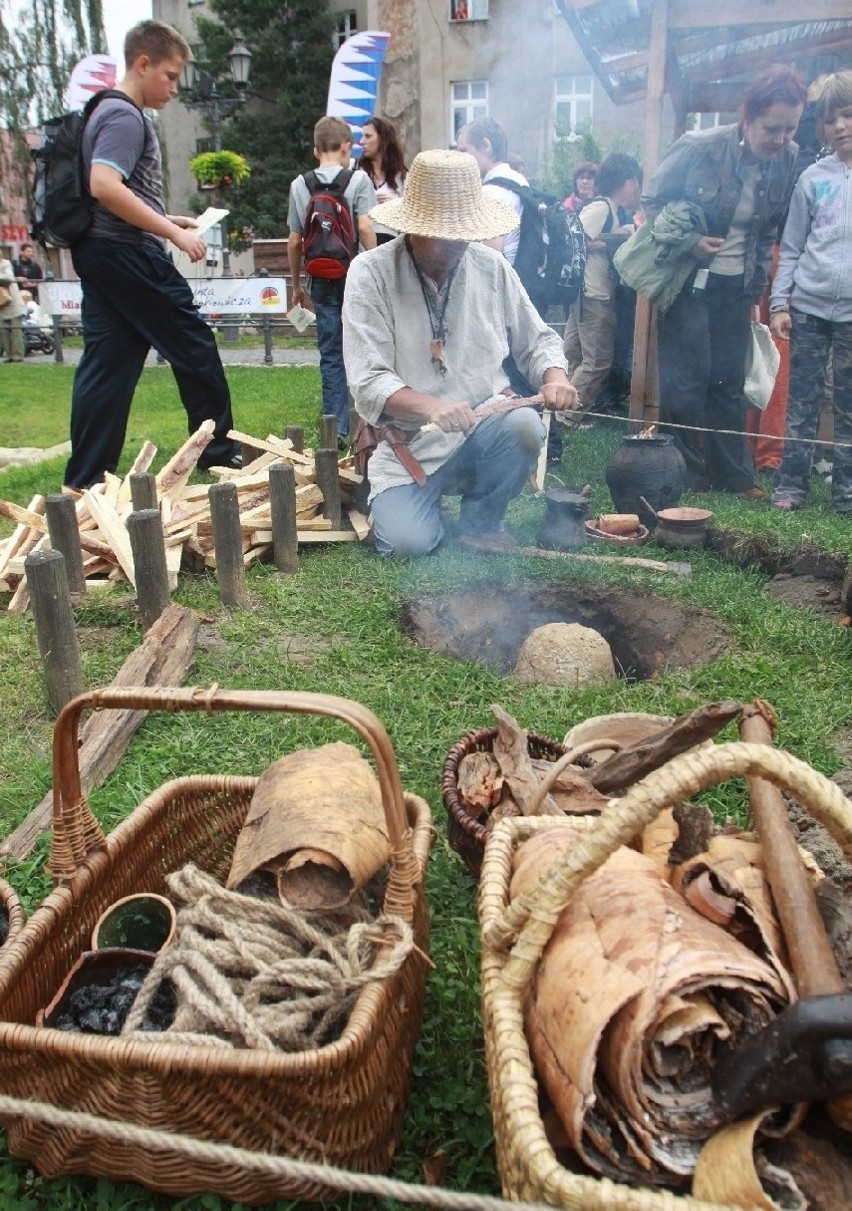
left=0, top=1094, right=558, bottom=1211
left=562, top=408, right=846, bottom=453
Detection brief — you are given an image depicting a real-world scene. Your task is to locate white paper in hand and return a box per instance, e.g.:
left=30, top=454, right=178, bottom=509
left=287, top=304, right=315, bottom=333
left=193, top=207, right=230, bottom=237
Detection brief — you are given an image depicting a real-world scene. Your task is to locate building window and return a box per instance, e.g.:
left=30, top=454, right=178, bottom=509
left=451, top=81, right=488, bottom=142
left=333, top=11, right=358, bottom=49
left=692, top=111, right=723, bottom=130
left=555, top=75, right=593, bottom=139
left=450, top=0, right=489, bottom=21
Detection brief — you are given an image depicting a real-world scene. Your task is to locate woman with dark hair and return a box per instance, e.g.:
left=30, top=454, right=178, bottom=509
left=564, top=161, right=598, bottom=212
left=642, top=64, right=807, bottom=497
left=358, top=117, right=409, bottom=245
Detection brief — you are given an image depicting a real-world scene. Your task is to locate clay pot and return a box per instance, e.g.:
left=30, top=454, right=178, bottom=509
left=536, top=486, right=591, bottom=552
left=654, top=507, right=712, bottom=550
left=37, top=948, right=156, bottom=1030
left=605, top=435, right=686, bottom=528
left=91, top=893, right=176, bottom=954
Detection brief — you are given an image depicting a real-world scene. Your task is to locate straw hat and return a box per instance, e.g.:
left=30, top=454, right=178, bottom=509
left=371, top=148, right=520, bottom=241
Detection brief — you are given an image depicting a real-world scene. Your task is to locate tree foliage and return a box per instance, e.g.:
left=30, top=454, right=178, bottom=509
left=192, top=0, right=336, bottom=238
left=0, top=0, right=105, bottom=215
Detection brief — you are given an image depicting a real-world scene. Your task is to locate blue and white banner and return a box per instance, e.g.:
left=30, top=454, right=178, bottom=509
left=326, top=31, right=391, bottom=158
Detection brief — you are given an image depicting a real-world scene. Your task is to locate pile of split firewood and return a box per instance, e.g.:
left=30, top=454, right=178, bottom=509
left=0, top=423, right=369, bottom=613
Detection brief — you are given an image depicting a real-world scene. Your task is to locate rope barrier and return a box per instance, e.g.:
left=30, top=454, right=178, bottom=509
left=0, top=1094, right=558, bottom=1211
left=559, top=408, right=844, bottom=454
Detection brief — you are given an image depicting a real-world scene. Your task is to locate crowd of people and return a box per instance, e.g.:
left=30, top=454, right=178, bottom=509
left=12, top=18, right=848, bottom=554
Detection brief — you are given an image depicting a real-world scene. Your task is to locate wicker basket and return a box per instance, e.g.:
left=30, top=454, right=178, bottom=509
left=0, top=878, right=25, bottom=949
left=0, top=686, right=433, bottom=1206
left=479, top=740, right=852, bottom=1210
left=442, top=725, right=568, bottom=878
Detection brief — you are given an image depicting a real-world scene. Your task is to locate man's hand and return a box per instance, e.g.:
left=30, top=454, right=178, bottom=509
left=694, top=235, right=725, bottom=259
left=432, top=400, right=477, bottom=434
left=166, top=215, right=200, bottom=230
left=170, top=226, right=207, bottom=263
left=540, top=371, right=579, bottom=414
left=770, top=311, right=792, bottom=341
left=291, top=283, right=309, bottom=307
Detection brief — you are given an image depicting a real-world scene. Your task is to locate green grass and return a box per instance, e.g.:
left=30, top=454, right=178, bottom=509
left=2, top=365, right=852, bottom=1208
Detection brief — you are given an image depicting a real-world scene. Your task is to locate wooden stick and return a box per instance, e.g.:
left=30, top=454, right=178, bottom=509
left=45, top=494, right=86, bottom=595
left=25, top=549, right=84, bottom=714
left=286, top=426, right=305, bottom=454
left=127, top=509, right=171, bottom=631
left=209, top=482, right=250, bottom=608
left=155, top=420, right=215, bottom=497
left=269, top=462, right=299, bottom=574
left=514, top=544, right=691, bottom=576
left=315, top=448, right=342, bottom=530
left=321, top=414, right=339, bottom=451
left=129, top=472, right=158, bottom=513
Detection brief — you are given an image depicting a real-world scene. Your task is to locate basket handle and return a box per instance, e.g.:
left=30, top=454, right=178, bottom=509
left=483, top=740, right=852, bottom=989
left=50, top=687, right=419, bottom=915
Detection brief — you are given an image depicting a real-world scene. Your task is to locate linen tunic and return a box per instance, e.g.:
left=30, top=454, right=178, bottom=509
left=342, top=239, right=569, bottom=497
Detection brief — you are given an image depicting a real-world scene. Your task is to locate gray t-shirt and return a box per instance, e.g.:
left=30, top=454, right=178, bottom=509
left=82, top=96, right=163, bottom=245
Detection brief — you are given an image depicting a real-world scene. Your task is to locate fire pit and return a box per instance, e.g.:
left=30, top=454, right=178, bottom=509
left=402, top=579, right=727, bottom=681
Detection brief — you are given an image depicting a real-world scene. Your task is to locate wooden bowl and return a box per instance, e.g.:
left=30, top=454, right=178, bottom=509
left=585, top=518, right=651, bottom=546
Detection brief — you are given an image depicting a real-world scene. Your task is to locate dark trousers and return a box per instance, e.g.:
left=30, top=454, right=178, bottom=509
left=503, top=291, right=562, bottom=461
left=311, top=276, right=350, bottom=437
left=65, top=238, right=235, bottom=489
left=774, top=309, right=852, bottom=512
left=658, top=272, right=755, bottom=492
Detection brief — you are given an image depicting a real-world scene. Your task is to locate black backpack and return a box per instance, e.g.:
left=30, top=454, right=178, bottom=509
left=488, top=177, right=587, bottom=312
left=302, top=169, right=358, bottom=280
left=30, top=89, right=138, bottom=249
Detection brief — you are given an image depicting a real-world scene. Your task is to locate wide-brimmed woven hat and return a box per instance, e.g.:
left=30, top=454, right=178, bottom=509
left=371, top=148, right=519, bottom=241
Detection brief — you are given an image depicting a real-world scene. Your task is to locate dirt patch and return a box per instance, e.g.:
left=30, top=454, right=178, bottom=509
left=276, top=632, right=343, bottom=667
left=766, top=573, right=844, bottom=619
left=401, top=580, right=728, bottom=681
left=707, top=527, right=848, bottom=581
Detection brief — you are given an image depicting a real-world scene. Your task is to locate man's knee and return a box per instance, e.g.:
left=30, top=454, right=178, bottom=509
left=502, top=408, right=546, bottom=456
left=371, top=495, right=444, bottom=558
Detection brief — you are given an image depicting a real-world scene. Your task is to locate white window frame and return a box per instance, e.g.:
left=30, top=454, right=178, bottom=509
left=450, top=80, right=488, bottom=144
left=554, top=74, right=594, bottom=141
left=692, top=111, right=723, bottom=131
left=450, top=0, right=489, bottom=21
left=333, top=11, right=358, bottom=49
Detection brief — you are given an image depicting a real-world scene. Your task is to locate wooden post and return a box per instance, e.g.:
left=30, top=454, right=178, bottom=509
left=45, top=493, right=85, bottom=594
left=25, top=548, right=84, bottom=714
left=286, top=425, right=304, bottom=454
left=268, top=462, right=299, bottom=573
left=629, top=0, right=670, bottom=428
left=129, top=471, right=158, bottom=513
left=315, top=448, right=342, bottom=530
left=127, top=508, right=171, bottom=631
left=209, top=482, right=250, bottom=608
left=321, top=413, right=339, bottom=451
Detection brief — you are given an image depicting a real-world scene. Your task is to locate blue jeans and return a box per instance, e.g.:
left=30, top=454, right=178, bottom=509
left=66, top=238, right=235, bottom=489
left=370, top=409, right=545, bottom=556
left=311, top=276, right=350, bottom=436
left=774, top=309, right=852, bottom=512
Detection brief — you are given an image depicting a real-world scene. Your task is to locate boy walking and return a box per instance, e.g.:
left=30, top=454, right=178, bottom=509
left=770, top=71, right=852, bottom=514
left=287, top=117, right=377, bottom=443
left=64, top=19, right=240, bottom=490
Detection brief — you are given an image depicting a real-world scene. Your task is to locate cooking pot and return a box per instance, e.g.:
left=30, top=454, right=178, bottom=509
left=654, top=506, right=712, bottom=550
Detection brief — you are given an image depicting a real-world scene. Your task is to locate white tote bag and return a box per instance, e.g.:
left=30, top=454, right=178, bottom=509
left=743, top=321, right=781, bottom=411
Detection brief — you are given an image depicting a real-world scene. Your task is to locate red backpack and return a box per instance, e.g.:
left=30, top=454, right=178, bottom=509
left=302, top=169, right=357, bottom=280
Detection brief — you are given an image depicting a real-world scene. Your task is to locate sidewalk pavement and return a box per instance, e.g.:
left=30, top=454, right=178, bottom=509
left=19, top=344, right=321, bottom=368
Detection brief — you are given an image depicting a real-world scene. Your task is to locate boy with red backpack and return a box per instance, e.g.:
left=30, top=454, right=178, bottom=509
left=287, top=116, right=377, bottom=444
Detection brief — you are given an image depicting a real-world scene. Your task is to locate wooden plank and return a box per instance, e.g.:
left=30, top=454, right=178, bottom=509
left=155, top=420, right=215, bottom=498
left=0, top=604, right=200, bottom=860
left=0, top=495, right=44, bottom=581
left=346, top=508, right=372, bottom=543
left=83, top=489, right=136, bottom=586
left=0, top=500, right=48, bottom=533
left=669, top=0, right=851, bottom=25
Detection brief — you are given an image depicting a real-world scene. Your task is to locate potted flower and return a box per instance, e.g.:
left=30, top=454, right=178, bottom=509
left=189, top=149, right=251, bottom=191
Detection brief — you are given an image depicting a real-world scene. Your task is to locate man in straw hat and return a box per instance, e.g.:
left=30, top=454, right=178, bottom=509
left=343, top=149, right=579, bottom=556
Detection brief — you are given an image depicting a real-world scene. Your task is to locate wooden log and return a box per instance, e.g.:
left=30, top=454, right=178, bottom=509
left=315, top=448, right=342, bottom=530
left=0, top=604, right=200, bottom=860
left=0, top=494, right=44, bottom=582
left=209, top=482, right=250, bottom=608
left=25, top=549, right=84, bottom=714
left=321, top=414, right=339, bottom=451
left=129, top=472, right=158, bottom=513
left=127, top=509, right=171, bottom=631
left=0, top=499, right=48, bottom=533
left=346, top=507, right=372, bottom=543
left=83, top=489, right=135, bottom=586
left=286, top=425, right=305, bottom=454
left=269, top=461, right=299, bottom=574
left=45, top=493, right=86, bottom=595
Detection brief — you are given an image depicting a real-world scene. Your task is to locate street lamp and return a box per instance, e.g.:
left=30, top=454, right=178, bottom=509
left=178, top=34, right=253, bottom=276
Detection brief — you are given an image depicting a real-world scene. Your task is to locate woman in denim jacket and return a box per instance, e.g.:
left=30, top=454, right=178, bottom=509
left=642, top=65, right=807, bottom=497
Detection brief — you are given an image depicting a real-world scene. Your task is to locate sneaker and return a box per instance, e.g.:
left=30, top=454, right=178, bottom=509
left=772, top=495, right=799, bottom=511
left=199, top=446, right=242, bottom=472
left=736, top=486, right=767, bottom=502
